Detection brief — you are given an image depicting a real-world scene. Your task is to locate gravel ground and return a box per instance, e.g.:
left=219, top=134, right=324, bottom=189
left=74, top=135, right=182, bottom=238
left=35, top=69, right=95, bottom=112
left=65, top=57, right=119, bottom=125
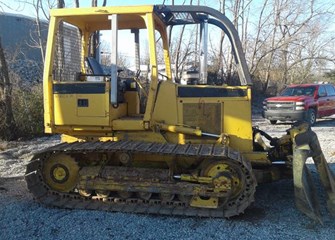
left=0, top=116, right=335, bottom=240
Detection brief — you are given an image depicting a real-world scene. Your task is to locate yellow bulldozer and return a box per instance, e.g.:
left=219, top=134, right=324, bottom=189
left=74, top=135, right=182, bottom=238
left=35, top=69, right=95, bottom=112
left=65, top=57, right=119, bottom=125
left=25, top=5, right=335, bottom=222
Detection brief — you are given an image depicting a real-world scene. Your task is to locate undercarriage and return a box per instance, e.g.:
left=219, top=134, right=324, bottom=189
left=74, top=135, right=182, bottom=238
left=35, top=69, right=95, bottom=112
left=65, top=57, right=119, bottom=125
left=26, top=141, right=257, bottom=217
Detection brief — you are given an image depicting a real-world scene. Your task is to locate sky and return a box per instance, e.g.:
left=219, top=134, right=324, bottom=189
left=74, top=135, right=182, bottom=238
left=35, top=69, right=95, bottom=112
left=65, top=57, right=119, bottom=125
left=1, top=0, right=220, bottom=15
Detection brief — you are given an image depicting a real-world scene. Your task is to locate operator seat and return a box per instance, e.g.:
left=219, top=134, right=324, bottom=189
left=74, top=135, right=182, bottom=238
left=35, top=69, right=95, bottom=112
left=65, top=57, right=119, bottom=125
left=86, top=57, right=105, bottom=75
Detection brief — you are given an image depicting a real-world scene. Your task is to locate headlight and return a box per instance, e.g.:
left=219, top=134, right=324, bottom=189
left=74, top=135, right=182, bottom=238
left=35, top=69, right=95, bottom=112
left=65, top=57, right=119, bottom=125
left=263, top=100, right=267, bottom=110
left=295, top=101, right=305, bottom=110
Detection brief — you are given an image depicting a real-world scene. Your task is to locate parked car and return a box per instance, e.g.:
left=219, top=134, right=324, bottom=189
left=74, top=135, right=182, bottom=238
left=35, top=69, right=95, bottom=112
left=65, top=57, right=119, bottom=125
left=262, top=83, right=335, bottom=125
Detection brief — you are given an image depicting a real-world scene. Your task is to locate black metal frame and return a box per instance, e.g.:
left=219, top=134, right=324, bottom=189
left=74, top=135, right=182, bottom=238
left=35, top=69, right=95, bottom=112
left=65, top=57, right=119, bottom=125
left=154, top=5, right=252, bottom=86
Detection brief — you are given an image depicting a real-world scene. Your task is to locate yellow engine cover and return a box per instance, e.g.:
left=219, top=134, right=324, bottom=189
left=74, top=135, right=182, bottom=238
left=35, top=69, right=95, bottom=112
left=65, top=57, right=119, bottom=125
left=53, top=82, right=110, bottom=126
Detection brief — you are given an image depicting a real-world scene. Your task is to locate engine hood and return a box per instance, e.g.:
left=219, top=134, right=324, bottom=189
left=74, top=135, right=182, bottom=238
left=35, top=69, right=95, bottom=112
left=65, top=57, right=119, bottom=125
left=266, top=96, right=312, bottom=102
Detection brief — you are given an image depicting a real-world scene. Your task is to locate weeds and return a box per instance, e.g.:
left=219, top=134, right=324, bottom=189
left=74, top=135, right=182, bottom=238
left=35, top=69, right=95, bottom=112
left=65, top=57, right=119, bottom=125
left=0, top=78, right=44, bottom=140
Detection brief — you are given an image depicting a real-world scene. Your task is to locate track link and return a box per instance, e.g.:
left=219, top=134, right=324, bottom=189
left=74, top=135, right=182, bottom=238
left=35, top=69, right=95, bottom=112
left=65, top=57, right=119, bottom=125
left=25, top=140, right=257, bottom=218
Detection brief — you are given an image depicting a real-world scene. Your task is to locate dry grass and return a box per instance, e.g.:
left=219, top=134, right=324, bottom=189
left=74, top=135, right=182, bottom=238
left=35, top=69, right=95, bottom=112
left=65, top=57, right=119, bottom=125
left=0, top=141, right=8, bottom=151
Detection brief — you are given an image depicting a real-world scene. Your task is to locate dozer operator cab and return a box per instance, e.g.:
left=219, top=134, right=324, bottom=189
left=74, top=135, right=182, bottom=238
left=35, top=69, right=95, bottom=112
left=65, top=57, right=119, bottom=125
left=44, top=5, right=254, bottom=150
left=26, top=5, right=334, bottom=223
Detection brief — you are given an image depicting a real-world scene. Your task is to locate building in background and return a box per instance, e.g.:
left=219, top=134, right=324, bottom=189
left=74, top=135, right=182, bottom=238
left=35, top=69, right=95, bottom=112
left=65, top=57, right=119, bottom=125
left=0, top=13, right=48, bottom=83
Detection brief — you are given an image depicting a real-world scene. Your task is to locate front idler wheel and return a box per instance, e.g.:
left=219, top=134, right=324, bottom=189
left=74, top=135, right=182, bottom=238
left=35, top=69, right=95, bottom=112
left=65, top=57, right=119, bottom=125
left=42, top=154, right=79, bottom=192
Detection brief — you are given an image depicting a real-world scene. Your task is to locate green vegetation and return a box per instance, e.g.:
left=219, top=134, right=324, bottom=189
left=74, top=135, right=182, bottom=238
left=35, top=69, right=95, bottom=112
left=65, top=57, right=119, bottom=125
left=0, top=83, right=44, bottom=140
left=13, top=85, right=44, bottom=138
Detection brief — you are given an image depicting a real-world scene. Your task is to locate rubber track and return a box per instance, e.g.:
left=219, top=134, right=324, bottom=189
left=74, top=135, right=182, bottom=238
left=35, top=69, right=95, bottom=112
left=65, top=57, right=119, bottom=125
left=25, top=140, right=257, bottom=218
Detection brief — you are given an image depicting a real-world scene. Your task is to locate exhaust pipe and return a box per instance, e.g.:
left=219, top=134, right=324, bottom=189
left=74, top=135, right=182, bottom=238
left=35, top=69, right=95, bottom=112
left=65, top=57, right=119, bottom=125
left=199, top=17, right=208, bottom=84
left=109, top=14, right=118, bottom=105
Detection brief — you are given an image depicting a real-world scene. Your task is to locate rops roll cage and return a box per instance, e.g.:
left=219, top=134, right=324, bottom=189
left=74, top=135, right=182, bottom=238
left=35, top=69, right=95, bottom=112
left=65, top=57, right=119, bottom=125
left=154, top=5, right=252, bottom=86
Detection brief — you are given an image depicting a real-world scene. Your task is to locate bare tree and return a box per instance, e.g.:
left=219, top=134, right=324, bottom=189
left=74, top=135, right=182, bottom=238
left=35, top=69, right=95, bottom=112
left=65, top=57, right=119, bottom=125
left=170, top=0, right=199, bottom=83
left=17, top=0, right=57, bottom=63
left=173, top=26, right=186, bottom=83
left=201, top=0, right=334, bottom=91
left=239, top=0, right=335, bottom=93
left=218, top=0, right=226, bottom=81
left=216, top=0, right=251, bottom=85
left=262, top=1, right=280, bottom=93
left=0, top=38, right=17, bottom=140
left=248, top=0, right=271, bottom=74
left=32, top=0, right=45, bottom=63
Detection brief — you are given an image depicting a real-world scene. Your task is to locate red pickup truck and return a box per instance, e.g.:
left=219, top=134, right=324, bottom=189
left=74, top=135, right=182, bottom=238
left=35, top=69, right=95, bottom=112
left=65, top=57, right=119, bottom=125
left=262, top=83, right=335, bottom=125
